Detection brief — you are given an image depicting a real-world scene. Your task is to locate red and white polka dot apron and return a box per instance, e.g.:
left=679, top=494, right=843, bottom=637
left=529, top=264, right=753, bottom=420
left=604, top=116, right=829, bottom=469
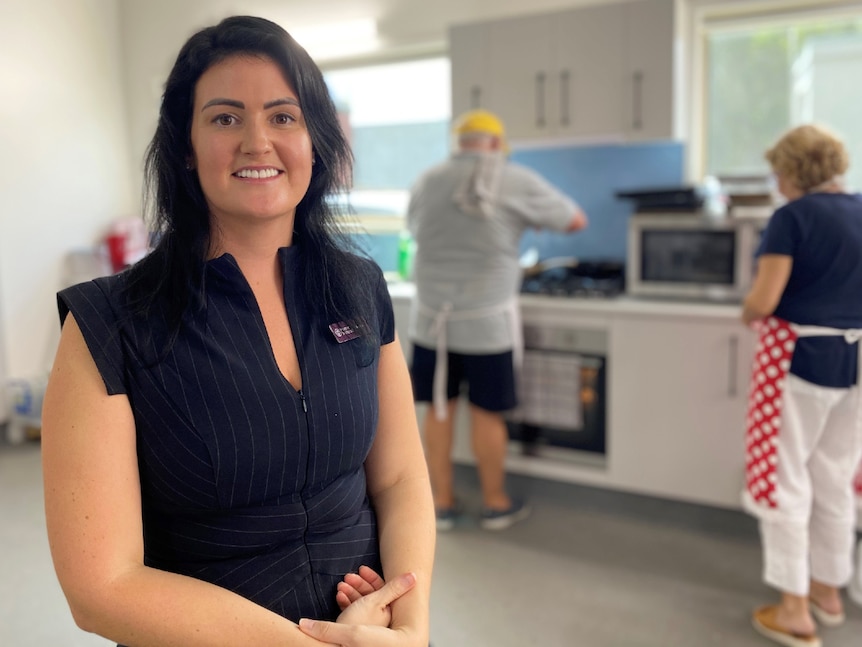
left=744, top=317, right=797, bottom=510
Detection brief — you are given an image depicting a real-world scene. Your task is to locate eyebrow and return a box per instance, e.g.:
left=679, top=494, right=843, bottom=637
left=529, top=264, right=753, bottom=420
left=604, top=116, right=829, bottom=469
left=200, top=97, right=300, bottom=111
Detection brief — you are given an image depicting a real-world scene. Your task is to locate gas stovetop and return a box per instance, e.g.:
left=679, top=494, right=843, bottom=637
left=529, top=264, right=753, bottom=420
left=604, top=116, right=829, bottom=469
left=520, top=260, right=625, bottom=298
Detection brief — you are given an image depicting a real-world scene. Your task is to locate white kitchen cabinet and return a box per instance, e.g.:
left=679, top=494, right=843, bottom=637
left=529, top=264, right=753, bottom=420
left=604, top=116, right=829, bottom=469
left=449, top=21, right=492, bottom=119
left=485, top=15, right=555, bottom=141
left=623, top=0, right=675, bottom=140
left=448, top=0, right=675, bottom=143
left=551, top=3, right=626, bottom=140
left=610, top=314, right=756, bottom=508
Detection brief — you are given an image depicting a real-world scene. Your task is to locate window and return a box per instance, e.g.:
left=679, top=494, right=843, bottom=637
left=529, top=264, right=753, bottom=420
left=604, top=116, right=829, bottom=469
left=324, top=58, right=451, bottom=273
left=702, top=5, right=862, bottom=189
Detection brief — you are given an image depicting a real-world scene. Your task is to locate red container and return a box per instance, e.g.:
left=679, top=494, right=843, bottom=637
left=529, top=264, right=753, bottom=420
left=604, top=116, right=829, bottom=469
left=105, top=233, right=126, bottom=273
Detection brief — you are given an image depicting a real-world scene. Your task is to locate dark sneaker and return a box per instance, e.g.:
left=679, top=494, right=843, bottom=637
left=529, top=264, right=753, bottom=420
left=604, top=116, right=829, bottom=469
left=480, top=500, right=531, bottom=531
left=436, top=506, right=460, bottom=531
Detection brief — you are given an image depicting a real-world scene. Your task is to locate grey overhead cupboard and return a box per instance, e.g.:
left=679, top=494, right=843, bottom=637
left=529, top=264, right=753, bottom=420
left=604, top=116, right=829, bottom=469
left=449, top=0, right=675, bottom=142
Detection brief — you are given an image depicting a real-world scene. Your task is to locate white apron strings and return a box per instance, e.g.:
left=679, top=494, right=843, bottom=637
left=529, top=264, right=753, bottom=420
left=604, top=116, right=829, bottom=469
left=793, top=324, right=862, bottom=345
left=419, top=297, right=522, bottom=421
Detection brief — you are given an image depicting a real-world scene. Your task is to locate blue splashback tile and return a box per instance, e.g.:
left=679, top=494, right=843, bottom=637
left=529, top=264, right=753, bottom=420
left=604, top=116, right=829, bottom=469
left=511, top=141, right=685, bottom=262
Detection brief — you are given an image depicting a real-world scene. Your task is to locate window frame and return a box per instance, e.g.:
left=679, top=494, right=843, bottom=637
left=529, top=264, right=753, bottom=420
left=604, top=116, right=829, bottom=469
left=686, top=0, right=862, bottom=181
left=320, top=50, right=451, bottom=236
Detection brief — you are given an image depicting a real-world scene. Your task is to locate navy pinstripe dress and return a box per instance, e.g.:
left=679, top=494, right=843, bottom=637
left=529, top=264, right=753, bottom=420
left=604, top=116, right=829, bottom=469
left=57, top=246, right=394, bottom=624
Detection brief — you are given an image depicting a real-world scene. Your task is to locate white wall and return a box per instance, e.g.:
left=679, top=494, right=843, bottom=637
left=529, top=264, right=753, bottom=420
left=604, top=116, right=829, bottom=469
left=0, top=0, right=135, bottom=416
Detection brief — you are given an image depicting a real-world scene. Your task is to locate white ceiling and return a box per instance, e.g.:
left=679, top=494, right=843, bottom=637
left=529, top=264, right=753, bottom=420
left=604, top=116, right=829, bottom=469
left=219, top=0, right=615, bottom=60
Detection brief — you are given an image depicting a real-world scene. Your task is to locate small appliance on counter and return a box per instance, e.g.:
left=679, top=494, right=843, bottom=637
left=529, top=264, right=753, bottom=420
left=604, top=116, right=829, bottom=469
left=718, top=174, right=776, bottom=220
left=615, top=186, right=704, bottom=212
left=626, top=212, right=761, bottom=302
left=615, top=177, right=732, bottom=219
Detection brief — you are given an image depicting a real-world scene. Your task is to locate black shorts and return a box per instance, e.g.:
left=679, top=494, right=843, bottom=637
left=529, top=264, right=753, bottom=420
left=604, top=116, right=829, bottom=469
left=410, top=344, right=517, bottom=412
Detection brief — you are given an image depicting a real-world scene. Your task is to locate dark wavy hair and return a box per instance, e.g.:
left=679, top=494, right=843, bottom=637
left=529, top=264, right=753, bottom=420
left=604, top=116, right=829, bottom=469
left=125, top=15, right=374, bottom=345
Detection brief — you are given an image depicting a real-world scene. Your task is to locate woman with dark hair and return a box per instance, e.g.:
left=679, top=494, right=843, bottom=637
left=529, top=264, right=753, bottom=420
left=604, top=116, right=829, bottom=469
left=742, top=123, right=862, bottom=647
left=41, top=15, right=434, bottom=647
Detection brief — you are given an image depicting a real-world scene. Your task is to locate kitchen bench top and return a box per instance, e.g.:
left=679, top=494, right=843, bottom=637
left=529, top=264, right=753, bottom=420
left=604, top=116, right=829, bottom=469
left=387, top=281, right=743, bottom=322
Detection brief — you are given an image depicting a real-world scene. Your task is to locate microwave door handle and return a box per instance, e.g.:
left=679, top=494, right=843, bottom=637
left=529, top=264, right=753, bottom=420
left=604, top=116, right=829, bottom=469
left=727, top=334, right=738, bottom=398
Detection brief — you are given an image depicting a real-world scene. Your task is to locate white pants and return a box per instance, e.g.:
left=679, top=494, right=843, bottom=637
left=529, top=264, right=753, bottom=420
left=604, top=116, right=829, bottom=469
left=759, top=375, right=862, bottom=595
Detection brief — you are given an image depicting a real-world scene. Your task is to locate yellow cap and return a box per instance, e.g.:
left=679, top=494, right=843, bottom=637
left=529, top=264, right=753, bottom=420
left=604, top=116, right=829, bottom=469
left=453, top=109, right=506, bottom=138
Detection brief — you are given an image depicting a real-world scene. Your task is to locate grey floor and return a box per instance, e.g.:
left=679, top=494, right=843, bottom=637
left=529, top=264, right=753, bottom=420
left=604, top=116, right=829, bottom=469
left=2, top=439, right=860, bottom=647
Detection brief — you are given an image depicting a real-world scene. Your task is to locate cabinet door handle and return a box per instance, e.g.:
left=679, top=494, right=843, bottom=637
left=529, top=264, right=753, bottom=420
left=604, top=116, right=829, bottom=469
left=535, top=72, right=546, bottom=128
left=632, top=71, right=643, bottom=130
left=470, top=84, right=482, bottom=109
left=560, top=69, right=571, bottom=127
left=728, top=334, right=739, bottom=398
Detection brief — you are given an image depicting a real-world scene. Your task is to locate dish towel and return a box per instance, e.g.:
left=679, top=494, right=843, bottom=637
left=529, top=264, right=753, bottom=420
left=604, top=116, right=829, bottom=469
left=509, top=351, right=583, bottom=430
left=452, top=152, right=505, bottom=219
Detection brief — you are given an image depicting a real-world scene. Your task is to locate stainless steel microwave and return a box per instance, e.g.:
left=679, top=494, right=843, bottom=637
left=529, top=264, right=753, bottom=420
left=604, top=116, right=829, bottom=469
left=627, top=213, right=765, bottom=302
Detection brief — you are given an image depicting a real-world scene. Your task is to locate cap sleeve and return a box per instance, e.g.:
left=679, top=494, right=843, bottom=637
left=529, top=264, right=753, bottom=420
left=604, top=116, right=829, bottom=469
left=366, top=261, right=395, bottom=346
left=757, top=204, right=799, bottom=258
left=57, top=278, right=128, bottom=395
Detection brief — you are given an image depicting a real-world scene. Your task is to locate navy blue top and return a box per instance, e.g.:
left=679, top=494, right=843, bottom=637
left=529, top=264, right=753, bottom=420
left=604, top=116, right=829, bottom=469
left=57, top=246, right=395, bottom=623
left=756, top=192, right=862, bottom=387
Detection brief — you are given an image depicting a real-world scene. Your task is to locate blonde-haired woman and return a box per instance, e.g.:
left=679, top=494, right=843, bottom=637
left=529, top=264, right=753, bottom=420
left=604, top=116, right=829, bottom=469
left=742, top=123, right=862, bottom=647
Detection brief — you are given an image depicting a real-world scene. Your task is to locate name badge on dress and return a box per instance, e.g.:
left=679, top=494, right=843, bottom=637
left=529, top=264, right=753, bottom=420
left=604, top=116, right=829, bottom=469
left=328, top=321, right=361, bottom=343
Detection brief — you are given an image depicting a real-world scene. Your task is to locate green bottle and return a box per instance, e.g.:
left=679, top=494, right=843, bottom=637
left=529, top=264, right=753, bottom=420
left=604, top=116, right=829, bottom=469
left=397, top=230, right=414, bottom=280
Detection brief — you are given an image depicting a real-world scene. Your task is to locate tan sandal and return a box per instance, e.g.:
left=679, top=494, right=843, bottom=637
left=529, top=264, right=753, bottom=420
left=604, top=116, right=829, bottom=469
left=752, top=605, right=821, bottom=647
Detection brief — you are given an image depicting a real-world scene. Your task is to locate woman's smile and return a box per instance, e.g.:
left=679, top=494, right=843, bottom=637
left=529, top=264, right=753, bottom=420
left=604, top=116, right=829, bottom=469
left=233, top=166, right=283, bottom=180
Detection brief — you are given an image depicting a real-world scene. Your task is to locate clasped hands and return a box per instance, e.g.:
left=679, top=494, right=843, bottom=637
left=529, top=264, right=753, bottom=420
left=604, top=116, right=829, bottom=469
left=298, top=565, right=422, bottom=646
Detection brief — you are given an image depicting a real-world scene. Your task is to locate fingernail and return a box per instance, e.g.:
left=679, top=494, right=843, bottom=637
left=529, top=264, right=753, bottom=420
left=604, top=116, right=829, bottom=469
left=299, top=618, right=315, bottom=630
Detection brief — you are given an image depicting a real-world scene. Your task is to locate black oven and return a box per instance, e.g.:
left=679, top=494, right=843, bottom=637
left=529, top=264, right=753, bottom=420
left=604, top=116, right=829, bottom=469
left=507, top=325, right=607, bottom=457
